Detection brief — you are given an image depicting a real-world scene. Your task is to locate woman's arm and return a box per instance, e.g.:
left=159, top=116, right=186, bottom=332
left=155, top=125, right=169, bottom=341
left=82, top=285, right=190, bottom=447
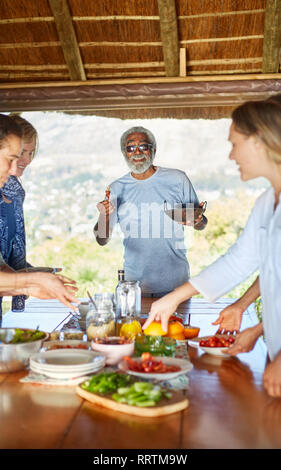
left=0, top=271, right=79, bottom=310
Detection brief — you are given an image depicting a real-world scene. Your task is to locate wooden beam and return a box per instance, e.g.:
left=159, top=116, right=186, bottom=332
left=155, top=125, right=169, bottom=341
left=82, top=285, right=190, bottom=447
left=157, top=0, right=179, bottom=77
left=1, top=74, right=281, bottom=90
left=48, top=0, right=86, bottom=81
left=0, top=10, right=265, bottom=24
left=179, top=48, right=186, bottom=77
left=262, top=0, right=281, bottom=73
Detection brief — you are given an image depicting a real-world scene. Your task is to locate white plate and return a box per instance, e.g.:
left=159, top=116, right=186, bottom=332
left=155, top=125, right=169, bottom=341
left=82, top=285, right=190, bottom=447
left=118, top=356, right=193, bottom=381
left=188, top=336, right=232, bottom=358
left=30, top=349, right=105, bottom=371
left=29, top=363, right=104, bottom=379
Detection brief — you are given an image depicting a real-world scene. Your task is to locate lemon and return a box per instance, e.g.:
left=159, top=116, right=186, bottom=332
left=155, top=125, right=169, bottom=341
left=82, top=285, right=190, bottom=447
left=120, top=320, right=142, bottom=340
left=143, top=321, right=166, bottom=336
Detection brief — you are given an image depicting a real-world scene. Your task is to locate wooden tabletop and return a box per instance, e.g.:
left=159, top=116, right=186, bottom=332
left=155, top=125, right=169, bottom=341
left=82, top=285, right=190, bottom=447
left=1, top=298, right=280, bottom=450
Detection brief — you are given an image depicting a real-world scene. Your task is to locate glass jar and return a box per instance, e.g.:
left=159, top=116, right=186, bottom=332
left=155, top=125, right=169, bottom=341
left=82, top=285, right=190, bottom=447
left=86, top=294, right=115, bottom=340
left=115, top=280, right=141, bottom=337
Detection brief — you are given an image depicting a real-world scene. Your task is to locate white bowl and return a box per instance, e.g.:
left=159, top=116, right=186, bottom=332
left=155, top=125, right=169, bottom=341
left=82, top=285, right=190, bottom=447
left=91, top=337, right=134, bottom=365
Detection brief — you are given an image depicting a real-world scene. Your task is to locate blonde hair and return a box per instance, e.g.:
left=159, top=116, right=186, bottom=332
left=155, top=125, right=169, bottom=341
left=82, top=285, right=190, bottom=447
left=9, top=114, right=38, bottom=159
left=232, top=94, right=281, bottom=164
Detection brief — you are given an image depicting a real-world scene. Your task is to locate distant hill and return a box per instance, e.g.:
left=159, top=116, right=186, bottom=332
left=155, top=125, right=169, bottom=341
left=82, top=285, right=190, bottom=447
left=21, top=111, right=269, bottom=245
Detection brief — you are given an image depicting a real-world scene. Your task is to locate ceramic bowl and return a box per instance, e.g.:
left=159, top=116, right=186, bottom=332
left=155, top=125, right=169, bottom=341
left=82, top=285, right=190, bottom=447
left=91, top=337, right=134, bottom=365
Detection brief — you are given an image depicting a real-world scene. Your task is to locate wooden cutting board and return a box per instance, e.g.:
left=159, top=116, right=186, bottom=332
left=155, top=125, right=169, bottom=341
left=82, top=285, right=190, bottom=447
left=76, top=385, right=189, bottom=417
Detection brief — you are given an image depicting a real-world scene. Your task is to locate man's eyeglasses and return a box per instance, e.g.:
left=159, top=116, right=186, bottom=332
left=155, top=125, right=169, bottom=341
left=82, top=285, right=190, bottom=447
left=126, top=143, right=153, bottom=153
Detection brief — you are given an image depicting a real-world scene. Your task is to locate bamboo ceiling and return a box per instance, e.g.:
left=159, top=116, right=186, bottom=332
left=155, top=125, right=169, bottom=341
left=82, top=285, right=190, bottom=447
left=0, top=0, right=281, bottom=119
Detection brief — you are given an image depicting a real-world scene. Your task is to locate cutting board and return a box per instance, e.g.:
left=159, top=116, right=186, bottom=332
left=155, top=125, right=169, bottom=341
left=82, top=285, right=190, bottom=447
left=76, top=385, right=189, bottom=417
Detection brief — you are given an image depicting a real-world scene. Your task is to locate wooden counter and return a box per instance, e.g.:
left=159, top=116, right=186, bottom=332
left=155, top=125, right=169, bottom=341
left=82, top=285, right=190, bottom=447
left=1, top=298, right=280, bottom=451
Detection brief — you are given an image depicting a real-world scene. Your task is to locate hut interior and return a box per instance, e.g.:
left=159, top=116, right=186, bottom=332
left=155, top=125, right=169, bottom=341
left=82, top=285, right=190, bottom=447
left=0, top=0, right=281, bottom=119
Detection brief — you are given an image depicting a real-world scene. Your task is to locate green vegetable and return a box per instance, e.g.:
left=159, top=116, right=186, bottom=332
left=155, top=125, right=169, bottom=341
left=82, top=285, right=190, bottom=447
left=81, top=372, right=131, bottom=395
left=81, top=373, right=172, bottom=408
left=112, top=381, right=171, bottom=407
left=9, top=328, right=46, bottom=344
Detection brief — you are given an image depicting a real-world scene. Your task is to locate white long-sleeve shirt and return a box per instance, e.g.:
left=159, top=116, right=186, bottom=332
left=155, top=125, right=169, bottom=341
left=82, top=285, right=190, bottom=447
left=190, top=187, right=281, bottom=360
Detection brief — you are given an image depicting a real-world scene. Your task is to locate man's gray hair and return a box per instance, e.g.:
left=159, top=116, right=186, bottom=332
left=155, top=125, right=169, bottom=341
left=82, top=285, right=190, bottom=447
left=120, top=126, right=157, bottom=156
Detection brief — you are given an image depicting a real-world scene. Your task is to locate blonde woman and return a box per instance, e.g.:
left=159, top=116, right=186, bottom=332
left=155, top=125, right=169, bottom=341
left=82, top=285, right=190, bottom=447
left=143, top=94, right=281, bottom=397
left=0, top=115, right=59, bottom=316
left=0, top=113, right=78, bottom=313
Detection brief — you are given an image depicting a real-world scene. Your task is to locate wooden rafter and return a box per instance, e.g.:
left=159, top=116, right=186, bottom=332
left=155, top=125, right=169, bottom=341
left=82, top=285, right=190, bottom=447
left=157, top=0, right=179, bottom=77
left=262, top=0, right=281, bottom=73
left=48, top=0, right=86, bottom=81
left=0, top=10, right=265, bottom=24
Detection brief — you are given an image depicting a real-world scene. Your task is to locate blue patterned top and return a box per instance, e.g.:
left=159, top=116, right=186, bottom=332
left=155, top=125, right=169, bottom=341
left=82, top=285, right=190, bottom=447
left=0, top=176, right=30, bottom=317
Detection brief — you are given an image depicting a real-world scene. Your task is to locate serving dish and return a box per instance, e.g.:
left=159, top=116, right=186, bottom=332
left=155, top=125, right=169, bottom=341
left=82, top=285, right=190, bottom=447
left=41, top=339, right=91, bottom=351
left=188, top=335, right=234, bottom=357
left=76, top=371, right=189, bottom=417
left=164, top=201, right=207, bottom=224
left=118, top=356, right=193, bottom=381
left=91, top=336, right=134, bottom=365
left=134, top=335, right=176, bottom=357
left=0, top=327, right=49, bottom=373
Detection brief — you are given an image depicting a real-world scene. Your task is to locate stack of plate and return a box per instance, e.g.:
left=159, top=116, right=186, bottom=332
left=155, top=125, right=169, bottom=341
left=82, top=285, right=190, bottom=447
left=30, top=349, right=105, bottom=379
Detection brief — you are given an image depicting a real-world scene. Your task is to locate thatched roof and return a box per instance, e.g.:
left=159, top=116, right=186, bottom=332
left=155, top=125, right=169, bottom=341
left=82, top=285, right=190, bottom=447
left=0, top=0, right=281, bottom=119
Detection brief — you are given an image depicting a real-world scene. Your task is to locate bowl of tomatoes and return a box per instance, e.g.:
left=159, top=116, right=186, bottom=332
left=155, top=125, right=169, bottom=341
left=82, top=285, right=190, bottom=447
left=189, top=335, right=235, bottom=357
left=118, top=352, right=193, bottom=380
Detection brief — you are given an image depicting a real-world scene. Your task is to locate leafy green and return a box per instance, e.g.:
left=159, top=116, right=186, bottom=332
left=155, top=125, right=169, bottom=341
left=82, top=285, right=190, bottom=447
left=9, top=328, right=46, bottom=344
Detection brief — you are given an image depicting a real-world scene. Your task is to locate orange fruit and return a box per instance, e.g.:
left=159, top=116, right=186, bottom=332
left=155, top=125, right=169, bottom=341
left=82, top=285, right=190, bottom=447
left=166, top=320, right=184, bottom=339
left=169, top=315, right=183, bottom=323
left=143, top=321, right=166, bottom=336
left=170, top=333, right=186, bottom=341
left=183, top=325, right=200, bottom=339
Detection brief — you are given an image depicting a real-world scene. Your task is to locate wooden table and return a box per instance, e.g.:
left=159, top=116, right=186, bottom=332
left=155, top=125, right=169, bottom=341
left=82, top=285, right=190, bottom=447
left=1, top=298, right=280, bottom=451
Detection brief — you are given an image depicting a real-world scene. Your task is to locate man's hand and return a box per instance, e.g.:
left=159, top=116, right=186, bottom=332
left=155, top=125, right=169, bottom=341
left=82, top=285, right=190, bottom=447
left=183, top=202, right=207, bottom=230
left=97, top=199, right=115, bottom=216
left=263, top=351, right=281, bottom=397
left=94, top=200, right=115, bottom=244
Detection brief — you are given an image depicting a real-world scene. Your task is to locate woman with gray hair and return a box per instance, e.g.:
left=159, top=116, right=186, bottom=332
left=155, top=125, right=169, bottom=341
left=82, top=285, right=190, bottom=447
left=143, top=94, right=281, bottom=397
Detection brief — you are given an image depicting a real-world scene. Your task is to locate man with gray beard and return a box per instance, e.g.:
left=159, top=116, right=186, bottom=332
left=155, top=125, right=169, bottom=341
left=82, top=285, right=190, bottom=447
left=94, top=126, right=207, bottom=297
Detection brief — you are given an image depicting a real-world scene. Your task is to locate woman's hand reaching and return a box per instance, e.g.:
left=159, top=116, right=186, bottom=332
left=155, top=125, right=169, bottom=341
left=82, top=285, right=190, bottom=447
left=212, top=302, right=244, bottom=334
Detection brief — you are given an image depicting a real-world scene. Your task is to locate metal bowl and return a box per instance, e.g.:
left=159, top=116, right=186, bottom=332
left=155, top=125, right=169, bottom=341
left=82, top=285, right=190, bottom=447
left=164, top=201, right=207, bottom=224
left=0, top=328, right=49, bottom=373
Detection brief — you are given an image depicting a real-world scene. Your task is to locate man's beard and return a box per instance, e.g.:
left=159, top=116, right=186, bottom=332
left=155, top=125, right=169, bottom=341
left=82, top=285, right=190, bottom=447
left=125, top=152, right=155, bottom=174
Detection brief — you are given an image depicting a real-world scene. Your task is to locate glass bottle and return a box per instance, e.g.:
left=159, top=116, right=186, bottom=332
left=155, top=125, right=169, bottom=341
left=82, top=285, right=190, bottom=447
left=115, top=269, right=125, bottom=314
left=86, top=294, right=115, bottom=340
left=117, top=281, right=142, bottom=340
